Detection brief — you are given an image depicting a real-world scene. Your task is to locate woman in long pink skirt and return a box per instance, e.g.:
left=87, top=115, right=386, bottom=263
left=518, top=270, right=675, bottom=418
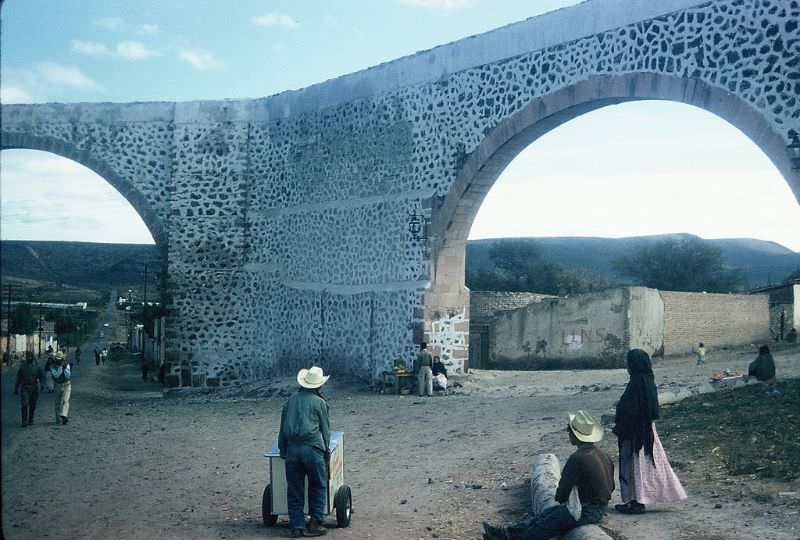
left=612, top=349, right=687, bottom=514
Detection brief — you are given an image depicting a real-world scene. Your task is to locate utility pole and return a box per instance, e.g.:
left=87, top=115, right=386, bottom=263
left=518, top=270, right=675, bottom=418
left=38, top=302, right=43, bottom=360
left=3, top=285, right=11, bottom=366
left=143, top=264, right=148, bottom=307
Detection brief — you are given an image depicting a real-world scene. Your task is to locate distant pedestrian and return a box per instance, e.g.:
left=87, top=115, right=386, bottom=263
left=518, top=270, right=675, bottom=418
left=695, top=342, right=706, bottom=365
left=415, top=342, right=433, bottom=397
left=141, top=357, right=150, bottom=382
left=748, top=345, right=776, bottom=385
left=49, top=351, right=72, bottom=425
left=786, top=328, right=797, bottom=343
left=432, top=355, right=448, bottom=394
left=94, top=347, right=101, bottom=366
left=101, top=347, right=108, bottom=365
left=613, top=349, right=687, bottom=514
left=14, top=351, right=43, bottom=427
left=43, top=355, right=55, bottom=393
left=74, top=346, right=81, bottom=366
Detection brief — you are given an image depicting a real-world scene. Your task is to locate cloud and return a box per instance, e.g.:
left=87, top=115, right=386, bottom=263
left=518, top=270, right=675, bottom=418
left=398, top=0, right=473, bottom=9
left=178, top=49, right=223, bottom=70
left=72, top=40, right=160, bottom=60
left=34, top=63, right=102, bottom=90
left=1, top=85, right=35, bottom=104
left=95, top=16, right=124, bottom=30
left=72, top=40, right=113, bottom=57
left=135, top=23, right=161, bottom=35
left=252, top=13, right=299, bottom=28
left=115, top=41, right=160, bottom=60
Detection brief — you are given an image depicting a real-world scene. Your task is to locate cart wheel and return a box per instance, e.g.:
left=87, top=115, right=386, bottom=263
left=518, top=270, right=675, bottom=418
left=262, top=484, right=278, bottom=526
left=334, top=484, right=352, bottom=527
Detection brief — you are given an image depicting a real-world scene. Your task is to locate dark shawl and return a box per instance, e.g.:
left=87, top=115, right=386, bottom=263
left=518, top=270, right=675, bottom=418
left=613, top=349, right=659, bottom=458
left=748, top=353, right=776, bottom=381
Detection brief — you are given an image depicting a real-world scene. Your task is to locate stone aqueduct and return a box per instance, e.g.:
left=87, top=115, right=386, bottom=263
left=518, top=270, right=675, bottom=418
left=2, top=0, right=798, bottom=386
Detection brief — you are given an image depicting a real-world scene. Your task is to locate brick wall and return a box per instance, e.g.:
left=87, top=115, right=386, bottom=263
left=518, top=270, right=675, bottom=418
left=470, top=291, right=555, bottom=324
left=661, top=291, right=770, bottom=354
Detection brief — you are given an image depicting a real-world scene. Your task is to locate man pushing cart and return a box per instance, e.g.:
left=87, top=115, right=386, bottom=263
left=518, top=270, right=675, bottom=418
left=264, top=366, right=352, bottom=537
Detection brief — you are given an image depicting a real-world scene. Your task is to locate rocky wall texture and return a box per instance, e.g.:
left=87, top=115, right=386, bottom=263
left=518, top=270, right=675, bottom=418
left=2, top=0, right=797, bottom=385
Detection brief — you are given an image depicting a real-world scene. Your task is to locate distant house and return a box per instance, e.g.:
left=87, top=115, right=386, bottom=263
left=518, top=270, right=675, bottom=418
left=747, top=279, right=799, bottom=341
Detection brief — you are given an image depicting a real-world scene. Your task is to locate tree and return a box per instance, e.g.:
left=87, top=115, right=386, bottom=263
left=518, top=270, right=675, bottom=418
left=466, top=239, right=613, bottom=295
left=612, top=237, right=741, bottom=292
left=9, top=304, right=37, bottom=335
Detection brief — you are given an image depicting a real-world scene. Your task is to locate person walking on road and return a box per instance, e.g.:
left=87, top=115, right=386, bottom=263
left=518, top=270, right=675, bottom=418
left=415, top=342, right=433, bottom=397
left=14, top=351, right=43, bottom=427
left=50, top=351, right=72, bottom=425
left=94, top=347, right=101, bottom=366
left=278, top=366, right=331, bottom=538
left=74, top=346, right=81, bottom=367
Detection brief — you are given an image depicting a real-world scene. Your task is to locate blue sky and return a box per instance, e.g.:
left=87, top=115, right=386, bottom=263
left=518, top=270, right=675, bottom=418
left=2, top=0, right=799, bottom=251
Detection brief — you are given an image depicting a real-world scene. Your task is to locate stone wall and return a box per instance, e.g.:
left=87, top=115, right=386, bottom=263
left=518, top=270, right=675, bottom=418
left=470, top=291, right=554, bottom=324
left=491, top=288, right=629, bottom=369
left=661, top=291, right=770, bottom=354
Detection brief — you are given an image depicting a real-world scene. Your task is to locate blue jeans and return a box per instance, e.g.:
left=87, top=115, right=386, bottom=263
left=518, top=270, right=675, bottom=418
left=506, top=504, right=580, bottom=540
left=285, top=444, right=327, bottom=531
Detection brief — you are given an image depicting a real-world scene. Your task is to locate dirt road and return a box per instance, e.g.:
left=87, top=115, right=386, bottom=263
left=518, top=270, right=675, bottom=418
left=3, top=333, right=799, bottom=539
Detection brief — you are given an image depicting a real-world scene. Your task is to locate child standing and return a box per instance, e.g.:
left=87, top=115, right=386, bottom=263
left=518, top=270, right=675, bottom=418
left=695, top=342, right=706, bottom=365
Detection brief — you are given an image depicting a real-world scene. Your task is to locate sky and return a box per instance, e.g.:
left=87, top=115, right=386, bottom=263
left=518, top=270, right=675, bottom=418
left=2, top=0, right=799, bottom=251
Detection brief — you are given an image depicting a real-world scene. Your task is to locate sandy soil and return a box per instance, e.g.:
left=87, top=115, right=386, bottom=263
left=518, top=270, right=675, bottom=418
left=3, top=327, right=800, bottom=540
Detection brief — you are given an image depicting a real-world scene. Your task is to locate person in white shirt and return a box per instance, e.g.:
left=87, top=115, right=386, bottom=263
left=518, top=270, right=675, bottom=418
left=50, top=352, right=72, bottom=425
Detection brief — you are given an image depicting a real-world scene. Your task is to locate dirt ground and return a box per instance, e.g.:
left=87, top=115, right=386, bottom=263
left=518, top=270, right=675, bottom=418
left=3, top=333, right=800, bottom=540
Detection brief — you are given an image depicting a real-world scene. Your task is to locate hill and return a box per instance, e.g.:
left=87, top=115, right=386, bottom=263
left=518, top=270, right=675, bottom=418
left=1, top=235, right=797, bottom=303
left=1, top=241, right=162, bottom=306
left=466, top=233, right=800, bottom=289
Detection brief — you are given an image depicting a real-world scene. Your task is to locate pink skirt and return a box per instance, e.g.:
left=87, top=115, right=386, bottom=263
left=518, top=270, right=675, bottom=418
left=619, top=424, right=688, bottom=505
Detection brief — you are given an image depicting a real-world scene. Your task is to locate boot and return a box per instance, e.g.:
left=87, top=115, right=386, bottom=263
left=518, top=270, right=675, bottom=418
left=304, top=517, right=327, bottom=536
left=21, top=407, right=28, bottom=427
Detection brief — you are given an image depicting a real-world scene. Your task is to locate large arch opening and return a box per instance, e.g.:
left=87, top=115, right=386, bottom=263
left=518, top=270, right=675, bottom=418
left=1, top=148, right=166, bottom=370
left=425, top=72, right=800, bottom=372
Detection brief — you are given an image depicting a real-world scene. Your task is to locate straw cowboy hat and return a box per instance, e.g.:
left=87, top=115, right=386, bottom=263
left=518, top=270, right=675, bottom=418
left=568, top=410, right=604, bottom=443
left=297, top=366, right=330, bottom=389
left=54, top=351, right=65, bottom=361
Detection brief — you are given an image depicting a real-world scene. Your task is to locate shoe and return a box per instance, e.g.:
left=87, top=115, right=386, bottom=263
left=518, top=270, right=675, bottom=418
left=290, top=529, right=304, bottom=538
left=60, top=416, right=69, bottom=425
left=482, top=521, right=509, bottom=540
left=305, top=518, right=327, bottom=536
left=615, top=502, right=645, bottom=514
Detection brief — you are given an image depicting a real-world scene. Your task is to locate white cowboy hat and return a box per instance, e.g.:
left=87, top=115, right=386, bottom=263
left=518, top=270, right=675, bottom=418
left=54, top=351, right=65, bottom=361
left=297, top=366, right=330, bottom=389
left=568, top=410, right=604, bottom=443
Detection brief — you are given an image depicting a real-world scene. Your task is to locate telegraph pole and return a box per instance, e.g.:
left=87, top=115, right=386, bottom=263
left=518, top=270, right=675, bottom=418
left=3, top=285, right=11, bottom=366
left=38, top=302, right=43, bottom=360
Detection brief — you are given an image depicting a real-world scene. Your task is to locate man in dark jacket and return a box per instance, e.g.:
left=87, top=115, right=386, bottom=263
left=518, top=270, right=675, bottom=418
left=279, top=366, right=331, bottom=537
left=14, top=351, right=43, bottom=427
left=482, top=410, right=615, bottom=540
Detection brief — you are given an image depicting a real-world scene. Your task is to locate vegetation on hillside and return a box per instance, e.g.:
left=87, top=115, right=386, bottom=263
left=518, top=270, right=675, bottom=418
left=612, top=236, right=742, bottom=293
left=466, top=238, right=612, bottom=295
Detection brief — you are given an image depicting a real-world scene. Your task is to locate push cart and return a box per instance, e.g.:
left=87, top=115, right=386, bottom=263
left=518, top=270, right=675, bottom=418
left=262, top=431, right=353, bottom=528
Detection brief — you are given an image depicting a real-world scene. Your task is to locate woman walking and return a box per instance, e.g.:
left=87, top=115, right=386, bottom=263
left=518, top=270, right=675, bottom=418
left=613, top=349, right=687, bottom=514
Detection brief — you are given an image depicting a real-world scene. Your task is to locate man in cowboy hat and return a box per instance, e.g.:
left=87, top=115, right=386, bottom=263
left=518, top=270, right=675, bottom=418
left=482, top=410, right=615, bottom=540
left=50, top=351, right=72, bottom=425
left=278, top=366, right=332, bottom=537
left=14, top=350, right=43, bottom=427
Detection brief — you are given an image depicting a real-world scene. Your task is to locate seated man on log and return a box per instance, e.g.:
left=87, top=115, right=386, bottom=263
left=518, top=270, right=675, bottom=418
left=482, top=410, right=615, bottom=540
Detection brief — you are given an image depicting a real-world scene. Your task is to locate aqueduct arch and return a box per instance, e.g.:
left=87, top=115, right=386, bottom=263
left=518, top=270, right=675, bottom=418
left=427, top=72, right=800, bottom=363
left=2, top=0, right=798, bottom=385
left=1, top=135, right=167, bottom=248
